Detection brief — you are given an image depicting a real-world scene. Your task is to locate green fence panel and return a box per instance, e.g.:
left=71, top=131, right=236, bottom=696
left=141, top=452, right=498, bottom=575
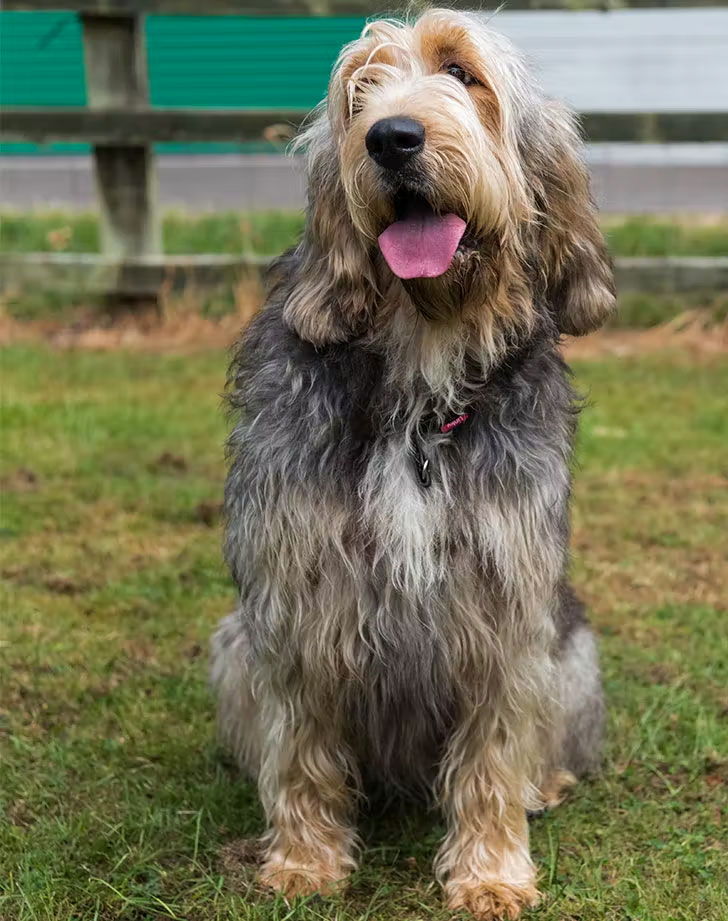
left=0, top=11, right=366, bottom=154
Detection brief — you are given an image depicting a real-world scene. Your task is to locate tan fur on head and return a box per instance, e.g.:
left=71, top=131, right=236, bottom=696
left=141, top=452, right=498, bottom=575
left=332, top=15, right=528, bottom=243
left=282, top=9, right=614, bottom=350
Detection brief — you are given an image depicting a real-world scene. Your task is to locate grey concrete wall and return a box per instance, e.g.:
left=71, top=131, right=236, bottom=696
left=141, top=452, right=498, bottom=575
left=2, top=146, right=728, bottom=214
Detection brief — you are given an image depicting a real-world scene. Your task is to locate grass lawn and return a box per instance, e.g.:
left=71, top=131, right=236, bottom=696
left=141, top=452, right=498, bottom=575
left=2, top=211, right=728, bottom=259
left=1, top=342, right=727, bottom=921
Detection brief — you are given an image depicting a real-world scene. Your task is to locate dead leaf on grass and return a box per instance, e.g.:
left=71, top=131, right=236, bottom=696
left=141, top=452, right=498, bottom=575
left=46, top=226, right=72, bottom=251
left=7, top=799, right=35, bottom=828
left=220, top=837, right=263, bottom=868
left=1, top=467, right=39, bottom=492
left=196, top=501, right=222, bottom=527
left=124, top=638, right=157, bottom=661
left=43, top=574, right=83, bottom=595
left=151, top=452, right=188, bottom=473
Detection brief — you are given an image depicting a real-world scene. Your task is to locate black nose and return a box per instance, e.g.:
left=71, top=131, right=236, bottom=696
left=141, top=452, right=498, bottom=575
left=365, top=117, right=425, bottom=171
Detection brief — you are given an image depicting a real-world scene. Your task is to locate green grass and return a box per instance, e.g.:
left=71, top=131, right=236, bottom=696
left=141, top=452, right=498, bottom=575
left=0, top=210, right=305, bottom=258
left=1, top=344, right=727, bottom=921
left=2, top=211, right=728, bottom=259
left=602, top=216, right=728, bottom=259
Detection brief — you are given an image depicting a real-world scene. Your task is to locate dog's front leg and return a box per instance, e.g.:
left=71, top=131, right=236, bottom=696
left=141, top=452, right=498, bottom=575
left=436, top=714, right=541, bottom=921
left=257, top=699, right=358, bottom=899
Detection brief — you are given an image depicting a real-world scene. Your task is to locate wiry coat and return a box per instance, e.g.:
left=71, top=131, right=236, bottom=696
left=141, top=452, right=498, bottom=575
left=220, top=307, right=600, bottom=784
left=212, top=10, right=612, bottom=920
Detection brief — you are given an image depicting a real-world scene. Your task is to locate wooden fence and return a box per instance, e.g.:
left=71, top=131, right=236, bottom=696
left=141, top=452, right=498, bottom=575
left=2, top=0, right=728, bottom=299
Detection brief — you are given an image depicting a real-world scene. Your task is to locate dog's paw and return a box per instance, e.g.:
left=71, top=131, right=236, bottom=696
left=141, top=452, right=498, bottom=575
left=258, top=851, right=349, bottom=899
left=446, top=878, right=540, bottom=920
left=539, top=769, right=577, bottom=810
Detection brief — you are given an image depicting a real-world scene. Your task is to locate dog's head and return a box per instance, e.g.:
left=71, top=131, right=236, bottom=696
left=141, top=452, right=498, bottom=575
left=283, top=10, right=615, bottom=347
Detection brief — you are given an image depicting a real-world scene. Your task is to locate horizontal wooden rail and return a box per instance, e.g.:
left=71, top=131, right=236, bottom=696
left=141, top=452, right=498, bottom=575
left=4, top=108, right=728, bottom=144
left=0, top=252, right=269, bottom=296
left=613, top=257, right=728, bottom=295
left=2, top=252, right=727, bottom=299
left=4, top=0, right=724, bottom=13
left=0, top=107, right=311, bottom=144
left=580, top=114, right=728, bottom=144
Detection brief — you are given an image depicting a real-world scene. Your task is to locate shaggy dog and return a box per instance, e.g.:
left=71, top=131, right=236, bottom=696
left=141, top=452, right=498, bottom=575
left=212, top=9, right=614, bottom=919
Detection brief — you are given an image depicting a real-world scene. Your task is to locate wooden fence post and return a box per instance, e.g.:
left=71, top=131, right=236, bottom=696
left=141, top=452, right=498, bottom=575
left=81, top=13, right=161, bottom=261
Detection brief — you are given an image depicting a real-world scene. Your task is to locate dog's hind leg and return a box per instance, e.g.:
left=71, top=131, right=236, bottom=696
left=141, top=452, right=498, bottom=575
left=538, top=592, right=606, bottom=809
left=210, top=610, right=262, bottom=779
left=556, top=621, right=606, bottom=779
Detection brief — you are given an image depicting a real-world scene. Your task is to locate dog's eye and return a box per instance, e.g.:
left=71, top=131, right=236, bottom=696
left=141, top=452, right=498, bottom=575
left=348, top=75, right=377, bottom=117
left=442, top=63, right=477, bottom=87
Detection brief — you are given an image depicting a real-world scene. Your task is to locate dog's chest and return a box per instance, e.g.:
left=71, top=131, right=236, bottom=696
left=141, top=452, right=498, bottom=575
left=351, top=407, right=568, bottom=618
left=359, top=430, right=471, bottom=593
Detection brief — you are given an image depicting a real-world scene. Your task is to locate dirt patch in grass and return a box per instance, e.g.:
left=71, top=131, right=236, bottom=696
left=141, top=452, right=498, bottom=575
left=564, top=310, right=727, bottom=360
left=2, top=300, right=727, bottom=359
left=0, top=466, right=41, bottom=492
left=0, top=277, right=261, bottom=352
left=573, top=470, right=728, bottom=618
left=0, top=304, right=245, bottom=352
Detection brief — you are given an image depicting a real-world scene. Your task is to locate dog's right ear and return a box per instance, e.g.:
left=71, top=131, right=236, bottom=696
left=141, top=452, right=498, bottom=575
left=282, top=120, right=378, bottom=346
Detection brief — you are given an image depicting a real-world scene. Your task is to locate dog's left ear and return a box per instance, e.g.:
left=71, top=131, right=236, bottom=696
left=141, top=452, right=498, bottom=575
left=531, top=103, right=616, bottom=337
left=282, top=123, right=378, bottom=346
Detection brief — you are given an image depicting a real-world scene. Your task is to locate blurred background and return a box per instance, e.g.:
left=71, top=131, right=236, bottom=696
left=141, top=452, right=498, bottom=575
left=2, top=3, right=728, bottom=214
left=1, top=5, right=726, bottom=921
left=1, top=0, right=727, bottom=323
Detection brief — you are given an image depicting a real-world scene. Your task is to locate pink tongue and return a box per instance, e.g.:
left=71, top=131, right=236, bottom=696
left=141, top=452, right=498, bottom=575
left=378, top=213, right=467, bottom=280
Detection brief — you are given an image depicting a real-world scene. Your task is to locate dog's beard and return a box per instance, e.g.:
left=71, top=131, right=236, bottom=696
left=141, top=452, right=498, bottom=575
left=401, top=245, right=489, bottom=323
left=372, top=187, right=487, bottom=323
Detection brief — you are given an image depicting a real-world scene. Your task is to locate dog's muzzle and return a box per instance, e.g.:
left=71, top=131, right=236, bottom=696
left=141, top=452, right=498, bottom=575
left=365, top=117, right=425, bottom=171
left=365, top=118, right=472, bottom=284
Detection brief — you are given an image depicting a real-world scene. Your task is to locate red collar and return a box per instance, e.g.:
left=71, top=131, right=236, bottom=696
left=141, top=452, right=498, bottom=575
left=440, top=412, right=470, bottom=434
left=412, top=411, right=471, bottom=488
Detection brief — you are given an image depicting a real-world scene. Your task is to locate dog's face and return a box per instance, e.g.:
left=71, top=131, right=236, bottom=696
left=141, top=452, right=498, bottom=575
left=335, top=17, right=522, bottom=257
left=330, top=13, right=529, bottom=322
left=284, top=10, right=615, bottom=347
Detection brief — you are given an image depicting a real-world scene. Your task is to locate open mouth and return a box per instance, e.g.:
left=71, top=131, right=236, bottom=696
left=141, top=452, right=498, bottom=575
left=377, top=191, right=471, bottom=280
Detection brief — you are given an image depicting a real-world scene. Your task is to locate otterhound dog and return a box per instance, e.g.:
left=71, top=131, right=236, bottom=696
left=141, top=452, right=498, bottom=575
left=212, top=9, right=614, bottom=919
